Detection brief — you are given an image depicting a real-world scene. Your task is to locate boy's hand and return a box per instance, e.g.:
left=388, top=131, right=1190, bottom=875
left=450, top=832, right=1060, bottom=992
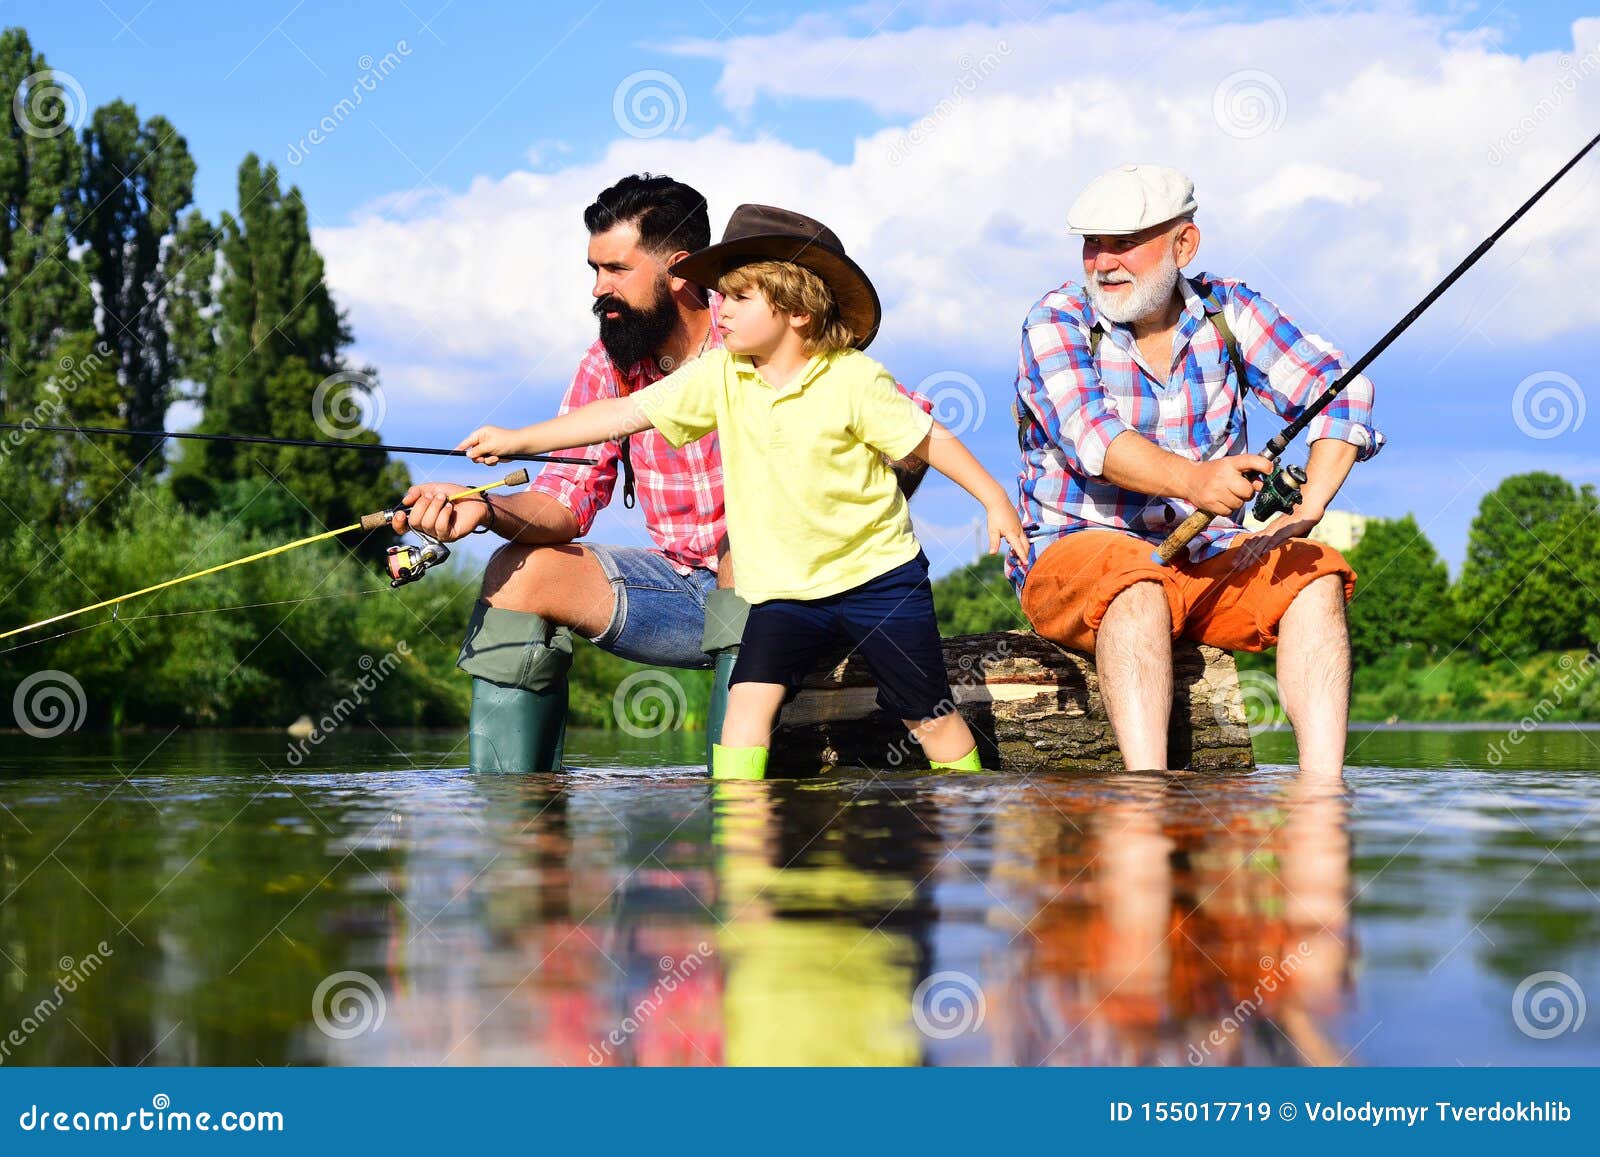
left=986, top=499, right=1029, bottom=562
left=456, top=425, right=522, bottom=466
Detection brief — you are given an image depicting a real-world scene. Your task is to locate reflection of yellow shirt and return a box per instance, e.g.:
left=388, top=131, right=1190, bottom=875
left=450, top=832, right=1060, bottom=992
left=635, top=348, right=932, bottom=604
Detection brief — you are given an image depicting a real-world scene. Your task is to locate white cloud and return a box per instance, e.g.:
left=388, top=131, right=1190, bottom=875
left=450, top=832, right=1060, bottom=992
left=314, top=4, right=1600, bottom=434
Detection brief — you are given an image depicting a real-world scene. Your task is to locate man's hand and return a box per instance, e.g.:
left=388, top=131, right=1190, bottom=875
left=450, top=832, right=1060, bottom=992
left=1230, top=502, right=1326, bottom=568
left=457, top=425, right=523, bottom=466
left=390, top=481, right=490, bottom=542
left=1184, top=453, right=1274, bottom=516
left=986, top=498, right=1029, bottom=562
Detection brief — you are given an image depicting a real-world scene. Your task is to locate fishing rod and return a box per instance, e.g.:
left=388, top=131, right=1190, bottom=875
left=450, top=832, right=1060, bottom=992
left=0, top=421, right=596, bottom=466
left=0, top=468, right=533, bottom=643
left=1153, top=127, right=1600, bottom=565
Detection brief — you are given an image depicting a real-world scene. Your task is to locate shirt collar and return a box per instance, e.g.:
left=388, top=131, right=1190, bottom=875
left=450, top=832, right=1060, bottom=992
left=732, top=348, right=832, bottom=397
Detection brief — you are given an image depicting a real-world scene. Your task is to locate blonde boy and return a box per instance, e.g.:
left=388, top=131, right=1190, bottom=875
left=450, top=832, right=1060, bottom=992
left=460, top=204, right=1025, bottom=779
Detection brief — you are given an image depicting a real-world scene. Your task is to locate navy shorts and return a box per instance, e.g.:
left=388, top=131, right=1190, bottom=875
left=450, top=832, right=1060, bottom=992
left=731, top=551, right=955, bottom=720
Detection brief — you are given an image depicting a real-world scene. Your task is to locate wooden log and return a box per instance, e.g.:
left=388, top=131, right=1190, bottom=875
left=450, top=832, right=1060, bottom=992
left=770, top=630, right=1257, bottom=774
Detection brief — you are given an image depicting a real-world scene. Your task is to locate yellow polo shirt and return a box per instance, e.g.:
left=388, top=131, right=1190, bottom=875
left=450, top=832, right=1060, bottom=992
left=635, top=348, right=932, bottom=604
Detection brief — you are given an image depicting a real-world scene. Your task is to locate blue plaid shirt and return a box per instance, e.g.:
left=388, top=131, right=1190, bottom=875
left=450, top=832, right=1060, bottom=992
left=1011, top=273, right=1384, bottom=589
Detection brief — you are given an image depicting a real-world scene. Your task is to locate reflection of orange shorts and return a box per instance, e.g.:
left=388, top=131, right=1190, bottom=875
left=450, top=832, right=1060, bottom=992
left=1020, top=531, right=1356, bottom=654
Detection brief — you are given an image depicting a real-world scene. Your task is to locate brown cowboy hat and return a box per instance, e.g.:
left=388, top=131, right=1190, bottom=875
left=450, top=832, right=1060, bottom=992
left=669, top=204, right=882, bottom=349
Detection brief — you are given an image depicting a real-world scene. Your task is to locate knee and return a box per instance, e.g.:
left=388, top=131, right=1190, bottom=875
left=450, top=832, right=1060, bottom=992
left=1102, top=580, right=1171, bottom=631
left=482, top=544, right=557, bottom=612
left=1295, top=573, right=1348, bottom=618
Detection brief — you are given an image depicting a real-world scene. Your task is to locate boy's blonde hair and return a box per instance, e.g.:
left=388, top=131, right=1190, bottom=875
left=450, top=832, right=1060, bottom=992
left=717, top=260, right=855, bottom=354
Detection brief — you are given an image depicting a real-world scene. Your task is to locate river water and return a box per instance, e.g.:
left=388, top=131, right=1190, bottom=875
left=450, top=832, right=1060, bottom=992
left=0, top=726, right=1595, bottom=1066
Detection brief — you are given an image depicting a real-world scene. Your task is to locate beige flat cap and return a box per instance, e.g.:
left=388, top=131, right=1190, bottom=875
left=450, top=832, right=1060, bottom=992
left=1067, top=163, right=1197, bottom=235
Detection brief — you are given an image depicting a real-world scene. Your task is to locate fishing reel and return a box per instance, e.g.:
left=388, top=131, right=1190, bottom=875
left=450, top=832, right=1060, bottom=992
left=1251, top=463, right=1308, bottom=522
left=386, top=534, right=450, bottom=588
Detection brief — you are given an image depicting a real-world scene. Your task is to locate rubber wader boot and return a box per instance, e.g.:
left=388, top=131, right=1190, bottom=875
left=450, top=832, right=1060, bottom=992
left=457, top=600, right=574, bottom=773
left=702, top=588, right=751, bottom=771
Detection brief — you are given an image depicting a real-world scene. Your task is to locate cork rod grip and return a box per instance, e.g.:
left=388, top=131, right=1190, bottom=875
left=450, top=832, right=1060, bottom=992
left=1151, top=510, right=1214, bottom=565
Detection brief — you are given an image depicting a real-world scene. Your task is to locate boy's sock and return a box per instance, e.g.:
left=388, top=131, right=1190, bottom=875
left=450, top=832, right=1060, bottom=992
left=712, top=744, right=769, bottom=781
left=929, top=746, right=982, bottom=773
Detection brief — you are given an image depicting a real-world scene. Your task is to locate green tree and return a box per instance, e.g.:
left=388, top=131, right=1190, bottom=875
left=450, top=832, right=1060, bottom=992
left=77, top=100, right=196, bottom=475
left=1455, top=473, right=1595, bottom=658
left=1344, top=515, right=1455, bottom=666
left=0, top=29, right=123, bottom=523
left=931, top=553, right=1028, bottom=636
left=176, top=156, right=405, bottom=549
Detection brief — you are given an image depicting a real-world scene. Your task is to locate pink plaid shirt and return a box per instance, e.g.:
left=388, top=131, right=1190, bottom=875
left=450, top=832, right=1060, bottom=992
left=527, top=301, right=728, bottom=575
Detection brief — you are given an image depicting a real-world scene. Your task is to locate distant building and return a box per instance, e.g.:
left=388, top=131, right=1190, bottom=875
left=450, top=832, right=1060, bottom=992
left=1242, top=507, right=1371, bottom=553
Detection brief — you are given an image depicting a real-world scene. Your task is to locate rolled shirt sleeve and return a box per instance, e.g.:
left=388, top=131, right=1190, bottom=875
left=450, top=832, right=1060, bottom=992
left=1020, top=304, right=1134, bottom=478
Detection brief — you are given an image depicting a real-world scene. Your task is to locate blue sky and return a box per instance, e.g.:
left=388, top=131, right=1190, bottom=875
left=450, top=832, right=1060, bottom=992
left=10, top=0, right=1598, bottom=576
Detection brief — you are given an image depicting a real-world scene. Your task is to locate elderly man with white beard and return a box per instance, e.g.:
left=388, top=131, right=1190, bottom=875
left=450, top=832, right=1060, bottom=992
left=1010, top=164, right=1384, bottom=775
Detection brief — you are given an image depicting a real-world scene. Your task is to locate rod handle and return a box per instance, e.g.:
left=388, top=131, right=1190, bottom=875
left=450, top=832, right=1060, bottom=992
left=1151, top=510, right=1214, bottom=566
left=357, top=468, right=531, bottom=532
left=502, top=467, right=530, bottom=487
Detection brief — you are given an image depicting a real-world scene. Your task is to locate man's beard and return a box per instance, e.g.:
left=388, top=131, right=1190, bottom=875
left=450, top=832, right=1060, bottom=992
left=594, top=278, right=679, bottom=371
left=1086, top=250, right=1181, bottom=324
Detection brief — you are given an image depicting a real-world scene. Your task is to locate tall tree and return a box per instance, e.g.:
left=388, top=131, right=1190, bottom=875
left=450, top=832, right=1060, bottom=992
left=179, top=155, right=405, bottom=545
left=77, top=100, right=196, bottom=476
left=1344, top=515, right=1455, bottom=666
left=0, top=28, right=123, bottom=524
left=1455, top=473, right=1594, bottom=657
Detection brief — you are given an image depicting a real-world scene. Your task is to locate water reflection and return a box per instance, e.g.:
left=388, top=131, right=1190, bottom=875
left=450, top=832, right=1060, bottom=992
left=3, top=729, right=1598, bottom=1066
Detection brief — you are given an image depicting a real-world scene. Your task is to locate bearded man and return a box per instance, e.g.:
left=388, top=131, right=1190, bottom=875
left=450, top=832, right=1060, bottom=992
left=1011, top=164, right=1384, bottom=775
left=401, top=173, right=926, bottom=773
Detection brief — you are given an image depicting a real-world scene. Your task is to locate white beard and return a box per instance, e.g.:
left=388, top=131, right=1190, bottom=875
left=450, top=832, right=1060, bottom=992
left=1087, top=252, right=1181, bottom=324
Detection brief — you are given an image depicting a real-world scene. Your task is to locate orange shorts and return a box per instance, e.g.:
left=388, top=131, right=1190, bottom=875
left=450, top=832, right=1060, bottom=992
left=1020, top=530, right=1356, bottom=654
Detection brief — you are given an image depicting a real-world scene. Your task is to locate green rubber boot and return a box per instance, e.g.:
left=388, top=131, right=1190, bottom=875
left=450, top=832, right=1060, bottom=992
left=469, top=679, right=567, bottom=773
left=457, top=601, right=575, bottom=774
left=705, top=646, right=739, bottom=770
left=702, top=588, right=751, bottom=772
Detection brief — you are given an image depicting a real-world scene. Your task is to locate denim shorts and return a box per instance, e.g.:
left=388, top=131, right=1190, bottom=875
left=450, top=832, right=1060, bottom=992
left=732, top=551, right=954, bottom=719
left=583, top=543, right=718, bottom=669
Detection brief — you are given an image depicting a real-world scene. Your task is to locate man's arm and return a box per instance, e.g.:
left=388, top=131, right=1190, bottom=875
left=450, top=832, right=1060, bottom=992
left=1101, top=430, right=1274, bottom=516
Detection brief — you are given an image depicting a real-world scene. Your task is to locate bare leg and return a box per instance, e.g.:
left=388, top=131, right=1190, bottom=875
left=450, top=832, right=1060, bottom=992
left=1096, top=582, right=1173, bottom=771
left=719, top=682, right=786, bottom=749
left=480, top=542, right=616, bottom=636
left=902, top=712, right=976, bottom=763
left=1276, top=574, right=1350, bottom=777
